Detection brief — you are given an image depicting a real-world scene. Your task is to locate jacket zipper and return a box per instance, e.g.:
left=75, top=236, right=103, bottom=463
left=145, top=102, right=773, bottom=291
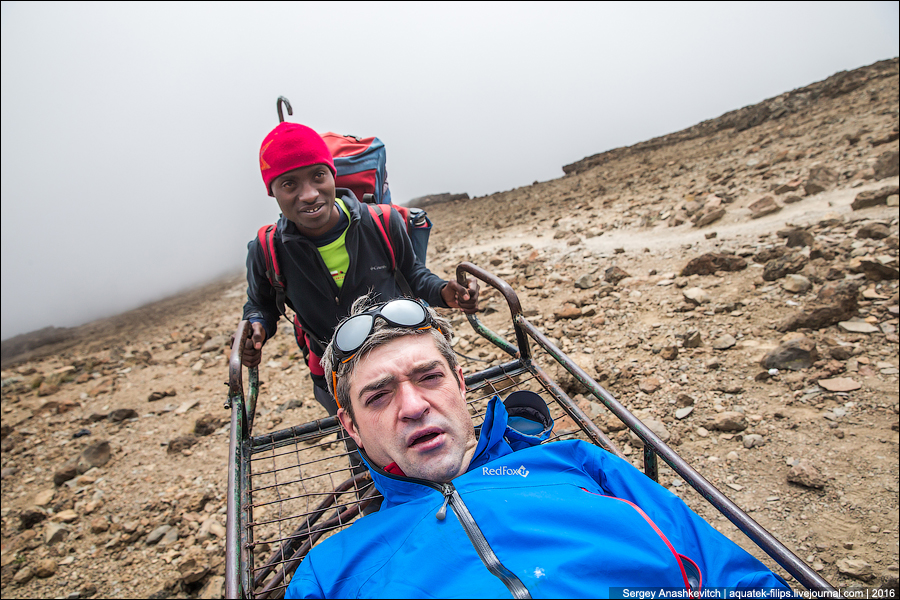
left=435, top=482, right=531, bottom=599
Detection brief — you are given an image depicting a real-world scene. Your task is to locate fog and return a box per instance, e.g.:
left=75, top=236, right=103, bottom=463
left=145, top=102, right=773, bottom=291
left=2, top=1, right=898, bottom=340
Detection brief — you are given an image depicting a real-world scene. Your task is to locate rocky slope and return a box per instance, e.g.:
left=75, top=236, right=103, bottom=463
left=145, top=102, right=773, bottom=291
left=1, top=58, right=898, bottom=598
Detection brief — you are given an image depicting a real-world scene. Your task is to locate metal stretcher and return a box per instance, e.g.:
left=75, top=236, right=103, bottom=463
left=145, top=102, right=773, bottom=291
left=224, top=262, right=838, bottom=598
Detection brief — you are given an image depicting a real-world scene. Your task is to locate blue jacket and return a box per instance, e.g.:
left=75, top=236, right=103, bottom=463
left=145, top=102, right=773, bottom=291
left=287, top=397, right=791, bottom=598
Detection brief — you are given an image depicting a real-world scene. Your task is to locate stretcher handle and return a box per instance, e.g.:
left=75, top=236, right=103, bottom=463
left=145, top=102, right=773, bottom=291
left=456, top=261, right=529, bottom=360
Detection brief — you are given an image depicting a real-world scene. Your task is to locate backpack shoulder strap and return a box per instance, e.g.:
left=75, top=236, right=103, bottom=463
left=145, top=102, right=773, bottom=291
left=257, top=224, right=288, bottom=318
left=367, top=204, right=413, bottom=297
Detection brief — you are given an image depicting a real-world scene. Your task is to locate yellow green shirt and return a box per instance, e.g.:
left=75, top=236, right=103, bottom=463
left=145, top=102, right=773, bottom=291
left=317, top=198, right=351, bottom=289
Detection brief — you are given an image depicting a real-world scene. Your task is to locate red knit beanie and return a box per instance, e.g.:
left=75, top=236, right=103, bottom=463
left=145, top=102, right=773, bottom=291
left=259, top=122, right=336, bottom=196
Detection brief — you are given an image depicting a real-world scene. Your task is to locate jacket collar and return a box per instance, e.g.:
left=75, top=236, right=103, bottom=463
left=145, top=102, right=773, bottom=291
left=362, top=396, right=515, bottom=508
left=277, top=188, right=360, bottom=243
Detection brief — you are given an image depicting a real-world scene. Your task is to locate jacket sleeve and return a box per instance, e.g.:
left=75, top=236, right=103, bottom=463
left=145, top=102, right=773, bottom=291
left=242, top=236, right=280, bottom=341
left=388, top=207, right=449, bottom=308
left=284, top=553, right=325, bottom=599
left=577, top=442, right=793, bottom=592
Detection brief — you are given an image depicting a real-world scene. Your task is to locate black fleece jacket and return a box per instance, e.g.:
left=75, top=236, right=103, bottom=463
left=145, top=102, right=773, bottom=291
left=242, top=190, right=448, bottom=355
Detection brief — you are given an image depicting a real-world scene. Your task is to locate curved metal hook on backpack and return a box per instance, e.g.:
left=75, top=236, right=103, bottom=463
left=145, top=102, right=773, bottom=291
left=276, top=96, right=293, bottom=123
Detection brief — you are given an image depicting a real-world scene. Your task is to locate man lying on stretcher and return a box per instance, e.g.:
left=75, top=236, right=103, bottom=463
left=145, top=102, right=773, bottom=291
left=286, top=295, right=793, bottom=599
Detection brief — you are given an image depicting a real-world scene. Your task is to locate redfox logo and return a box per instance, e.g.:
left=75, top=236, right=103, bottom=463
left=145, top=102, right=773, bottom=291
left=482, top=465, right=529, bottom=478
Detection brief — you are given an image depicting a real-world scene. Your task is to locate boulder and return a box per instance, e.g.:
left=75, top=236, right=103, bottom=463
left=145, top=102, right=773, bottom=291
left=851, top=185, right=898, bottom=210
left=108, top=408, right=138, bottom=422
left=804, top=165, right=839, bottom=195
left=781, top=274, right=812, bottom=293
left=777, top=280, right=859, bottom=332
left=604, top=266, right=630, bottom=285
left=707, top=412, right=748, bottom=432
left=873, top=149, right=899, bottom=180
left=167, top=435, right=199, bottom=454
left=787, top=459, right=826, bottom=489
left=748, top=195, right=782, bottom=219
left=761, top=337, right=819, bottom=371
left=856, top=223, right=890, bottom=240
left=694, top=208, right=726, bottom=227
left=762, top=252, right=808, bottom=281
left=78, top=441, right=111, bottom=472
left=681, top=253, right=747, bottom=276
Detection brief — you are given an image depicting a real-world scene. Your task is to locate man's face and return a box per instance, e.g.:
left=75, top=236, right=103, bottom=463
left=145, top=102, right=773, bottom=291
left=337, top=335, right=477, bottom=482
left=271, top=164, right=339, bottom=237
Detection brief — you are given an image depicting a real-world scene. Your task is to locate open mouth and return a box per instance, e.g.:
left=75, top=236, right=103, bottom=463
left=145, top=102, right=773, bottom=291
left=300, top=204, right=324, bottom=215
left=409, top=431, right=441, bottom=447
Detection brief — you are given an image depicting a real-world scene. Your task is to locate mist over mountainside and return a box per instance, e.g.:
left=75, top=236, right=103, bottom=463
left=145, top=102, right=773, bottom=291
left=3, top=58, right=896, bottom=365
left=0, top=58, right=897, bottom=598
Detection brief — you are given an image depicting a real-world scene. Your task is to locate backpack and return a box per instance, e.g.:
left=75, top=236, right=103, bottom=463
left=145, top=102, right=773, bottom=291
left=321, top=131, right=432, bottom=264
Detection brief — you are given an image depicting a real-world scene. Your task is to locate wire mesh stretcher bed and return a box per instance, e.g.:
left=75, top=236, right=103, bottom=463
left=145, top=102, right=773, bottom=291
left=224, top=262, right=838, bottom=599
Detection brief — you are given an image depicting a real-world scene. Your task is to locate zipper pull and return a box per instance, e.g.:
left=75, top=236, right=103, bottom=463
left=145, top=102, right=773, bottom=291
left=435, top=485, right=452, bottom=520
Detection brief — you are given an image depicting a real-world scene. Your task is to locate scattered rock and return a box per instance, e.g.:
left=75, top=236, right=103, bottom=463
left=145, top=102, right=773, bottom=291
left=34, top=557, right=58, bottom=578
left=787, top=459, right=826, bottom=489
left=574, top=274, right=595, bottom=289
left=44, top=522, right=70, bottom=545
left=553, top=304, right=581, bottom=320
left=837, top=558, right=874, bottom=581
left=761, top=337, right=819, bottom=371
left=604, top=267, right=630, bottom=285
left=780, top=229, right=815, bottom=248
left=675, top=406, right=694, bottom=420
left=838, top=320, right=880, bottom=334
left=178, top=546, right=210, bottom=584
left=683, top=330, right=703, bottom=348
left=34, top=488, right=56, bottom=506
left=79, top=440, right=111, bottom=471
left=199, top=575, right=226, bottom=599
left=167, top=436, right=199, bottom=454
left=37, top=382, right=60, bottom=397
left=742, top=434, right=765, bottom=448
left=19, top=508, right=47, bottom=530
left=660, top=346, right=678, bottom=360
left=681, top=253, right=747, bottom=276
left=711, top=334, right=736, bottom=350
left=856, top=223, right=891, bottom=240
left=13, top=566, right=34, bottom=585
left=146, top=524, right=172, bottom=545
left=748, top=195, right=781, bottom=219
left=194, top=413, right=226, bottom=437
left=781, top=274, right=812, bottom=293
left=873, top=149, right=899, bottom=180
left=778, top=280, right=859, bottom=332
left=638, top=377, right=662, bottom=394
left=694, top=207, right=726, bottom=227
left=707, top=412, right=748, bottom=432
left=762, top=252, right=808, bottom=281
left=851, top=185, right=898, bottom=210
left=108, top=408, right=138, bottom=422
left=53, top=464, right=78, bottom=487
left=818, top=377, right=861, bottom=392
left=804, top=164, right=838, bottom=195
left=683, top=287, right=711, bottom=305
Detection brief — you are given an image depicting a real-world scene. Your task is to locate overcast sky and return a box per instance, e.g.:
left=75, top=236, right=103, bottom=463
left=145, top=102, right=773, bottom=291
left=2, top=1, right=898, bottom=341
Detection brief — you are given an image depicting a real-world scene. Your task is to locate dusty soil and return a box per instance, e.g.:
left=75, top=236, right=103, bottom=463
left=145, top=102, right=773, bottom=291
left=2, top=58, right=898, bottom=598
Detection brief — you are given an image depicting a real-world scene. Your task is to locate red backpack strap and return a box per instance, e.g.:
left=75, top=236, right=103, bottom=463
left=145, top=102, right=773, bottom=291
left=367, top=204, right=412, bottom=297
left=257, top=224, right=288, bottom=318
left=367, top=204, right=396, bottom=271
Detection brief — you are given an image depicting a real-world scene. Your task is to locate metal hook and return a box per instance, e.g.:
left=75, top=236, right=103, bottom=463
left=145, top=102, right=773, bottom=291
left=276, top=96, right=293, bottom=123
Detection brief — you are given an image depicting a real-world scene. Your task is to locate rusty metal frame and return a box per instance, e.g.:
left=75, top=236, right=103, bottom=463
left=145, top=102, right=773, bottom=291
left=224, top=262, right=838, bottom=597
left=454, top=261, right=837, bottom=594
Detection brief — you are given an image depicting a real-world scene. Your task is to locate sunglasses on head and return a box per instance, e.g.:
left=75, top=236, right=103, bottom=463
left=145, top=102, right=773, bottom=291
left=330, top=298, right=436, bottom=406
